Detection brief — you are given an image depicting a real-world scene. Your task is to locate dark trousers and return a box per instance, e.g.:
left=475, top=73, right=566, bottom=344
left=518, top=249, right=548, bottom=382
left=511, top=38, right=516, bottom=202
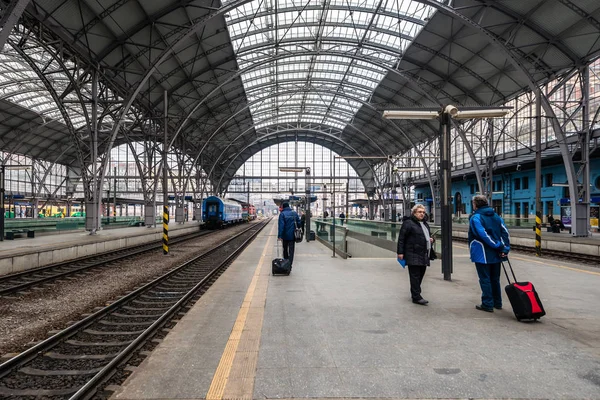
left=282, top=240, right=296, bottom=265
left=475, top=262, right=502, bottom=309
left=408, top=265, right=427, bottom=300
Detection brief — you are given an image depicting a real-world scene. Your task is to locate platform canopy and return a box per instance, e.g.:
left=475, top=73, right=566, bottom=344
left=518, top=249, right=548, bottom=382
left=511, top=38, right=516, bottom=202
left=1, top=0, right=599, bottom=190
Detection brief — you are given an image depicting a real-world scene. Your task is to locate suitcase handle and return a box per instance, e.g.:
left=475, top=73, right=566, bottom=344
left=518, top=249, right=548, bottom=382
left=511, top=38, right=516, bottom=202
left=277, top=242, right=280, bottom=259
left=501, top=258, right=518, bottom=284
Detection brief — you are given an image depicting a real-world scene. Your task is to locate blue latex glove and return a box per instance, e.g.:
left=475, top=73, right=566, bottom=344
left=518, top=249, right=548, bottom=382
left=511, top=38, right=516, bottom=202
left=397, top=258, right=406, bottom=268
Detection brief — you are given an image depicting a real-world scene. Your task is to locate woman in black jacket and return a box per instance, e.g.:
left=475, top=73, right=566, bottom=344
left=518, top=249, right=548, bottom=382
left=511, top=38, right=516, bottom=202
left=397, top=204, right=434, bottom=305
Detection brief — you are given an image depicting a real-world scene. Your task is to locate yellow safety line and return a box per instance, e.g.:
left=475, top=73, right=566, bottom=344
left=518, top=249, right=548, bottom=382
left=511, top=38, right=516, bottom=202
left=205, top=223, right=274, bottom=400
left=455, top=244, right=600, bottom=275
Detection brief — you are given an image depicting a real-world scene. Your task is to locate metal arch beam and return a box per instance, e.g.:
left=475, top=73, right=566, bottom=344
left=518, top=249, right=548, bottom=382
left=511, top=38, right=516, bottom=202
left=92, top=0, right=210, bottom=64
left=556, top=0, right=600, bottom=34
left=0, top=0, right=29, bottom=52
left=183, top=85, right=420, bottom=171
left=98, top=0, right=255, bottom=216
left=228, top=4, right=427, bottom=26
left=232, top=21, right=415, bottom=44
left=242, top=73, right=381, bottom=92
left=179, top=88, right=438, bottom=203
left=389, top=55, right=488, bottom=105
left=200, top=122, right=384, bottom=194
left=170, top=48, right=442, bottom=150
left=159, top=57, right=387, bottom=106
left=237, top=38, right=399, bottom=63
left=407, top=43, right=506, bottom=103
left=214, top=130, right=383, bottom=196
left=6, top=38, right=90, bottom=182
left=414, top=0, right=591, bottom=235
left=195, top=116, right=387, bottom=183
left=219, top=138, right=379, bottom=200
left=477, top=0, right=581, bottom=65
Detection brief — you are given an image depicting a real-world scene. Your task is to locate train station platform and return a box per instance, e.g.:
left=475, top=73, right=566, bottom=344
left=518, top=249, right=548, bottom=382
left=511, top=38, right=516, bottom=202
left=0, top=222, right=201, bottom=277
left=111, top=219, right=600, bottom=399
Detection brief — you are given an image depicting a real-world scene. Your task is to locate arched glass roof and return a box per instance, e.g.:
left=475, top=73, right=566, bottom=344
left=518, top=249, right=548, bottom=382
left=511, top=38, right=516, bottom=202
left=226, top=0, right=436, bottom=129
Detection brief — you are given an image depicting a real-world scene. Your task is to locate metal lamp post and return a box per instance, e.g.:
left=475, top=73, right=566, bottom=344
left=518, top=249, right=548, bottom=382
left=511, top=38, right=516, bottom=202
left=383, top=106, right=511, bottom=281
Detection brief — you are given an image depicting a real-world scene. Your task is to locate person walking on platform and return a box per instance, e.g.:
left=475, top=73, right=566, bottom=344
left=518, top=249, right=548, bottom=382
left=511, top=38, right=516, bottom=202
left=278, top=202, right=301, bottom=267
left=468, top=195, right=511, bottom=312
left=339, top=212, right=345, bottom=225
left=397, top=204, right=434, bottom=305
left=300, top=212, right=306, bottom=234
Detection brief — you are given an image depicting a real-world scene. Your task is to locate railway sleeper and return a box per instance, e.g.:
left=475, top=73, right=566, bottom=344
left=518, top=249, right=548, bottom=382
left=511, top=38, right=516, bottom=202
left=43, top=351, right=118, bottom=360
left=97, top=320, right=153, bottom=326
left=0, top=386, right=78, bottom=397
left=121, top=305, right=171, bottom=312
left=19, top=365, right=104, bottom=376
left=111, top=312, right=165, bottom=318
left=66, top=339, right=132, bottom=347
left=84, top=328, right=145, bottom=336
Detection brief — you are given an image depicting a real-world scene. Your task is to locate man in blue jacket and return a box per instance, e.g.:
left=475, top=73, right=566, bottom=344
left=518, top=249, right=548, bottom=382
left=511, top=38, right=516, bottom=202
left=468, top=195, right=510, bottom=312
left=278, top=202, right=301, bottom=267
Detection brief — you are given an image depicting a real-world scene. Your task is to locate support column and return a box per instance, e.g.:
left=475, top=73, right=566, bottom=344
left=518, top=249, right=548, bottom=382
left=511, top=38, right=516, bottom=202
left=163, top=90, right=169, bottom=255
left=440, top=109, right=453, bottom=281
left=305, top=168, right=311, bottom=242
left=0, top=0, right=30, bottom=52
left=332, top=156, right=336, bottom=258
left=0, top=166, right=5, bottom=241
left=575, top=66, right=591, bottom=236
left=87, top=70, right=100, bottom=233
left=535, top=91, right=542, bottom=255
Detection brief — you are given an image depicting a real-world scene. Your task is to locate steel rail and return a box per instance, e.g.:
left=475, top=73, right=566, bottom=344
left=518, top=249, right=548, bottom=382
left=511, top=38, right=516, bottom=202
left=0, top=219, right=269, bottom=398
left=0, top=230, right=212, bottom=296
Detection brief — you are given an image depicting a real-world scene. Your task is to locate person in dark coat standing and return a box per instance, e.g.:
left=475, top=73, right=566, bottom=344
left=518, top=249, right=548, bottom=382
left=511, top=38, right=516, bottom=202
left=278, top=202, right=301, bottom=267
left=339, top=212, right=345, bottom=225
left=397, top=204, right=434, bottom=305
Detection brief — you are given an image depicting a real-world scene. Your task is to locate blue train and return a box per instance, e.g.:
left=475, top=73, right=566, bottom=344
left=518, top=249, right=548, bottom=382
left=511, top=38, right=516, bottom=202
left=201, top=196, right=244, bottom=228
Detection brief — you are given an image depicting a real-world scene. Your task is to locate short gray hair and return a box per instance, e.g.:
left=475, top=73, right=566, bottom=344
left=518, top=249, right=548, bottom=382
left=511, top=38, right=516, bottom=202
left=472, top=195, right=488, bottom=209
left=411, top=204, right=426, bottom=215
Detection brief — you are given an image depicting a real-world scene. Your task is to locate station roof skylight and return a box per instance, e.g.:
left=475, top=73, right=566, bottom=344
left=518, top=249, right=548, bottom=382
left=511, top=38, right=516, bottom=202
left=226, top=0, right=436, bottom=130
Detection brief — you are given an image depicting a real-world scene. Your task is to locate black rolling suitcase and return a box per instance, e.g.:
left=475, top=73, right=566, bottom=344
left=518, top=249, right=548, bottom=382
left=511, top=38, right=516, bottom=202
left=502, top=259, right=545, bottom=321
left=272, top=245, right=291, bottom=275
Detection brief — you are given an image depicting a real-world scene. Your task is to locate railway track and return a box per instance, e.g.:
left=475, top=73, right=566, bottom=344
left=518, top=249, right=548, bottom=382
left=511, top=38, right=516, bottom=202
left=0, top=219, right=269, bottom=399
left=0, top=229, right=213, bottom=297
left=453, top=237, right=599, bottom=266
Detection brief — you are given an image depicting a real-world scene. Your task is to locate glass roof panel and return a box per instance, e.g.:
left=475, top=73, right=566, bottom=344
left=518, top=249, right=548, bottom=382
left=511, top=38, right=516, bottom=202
left=226, top=0, right=438, bottom=130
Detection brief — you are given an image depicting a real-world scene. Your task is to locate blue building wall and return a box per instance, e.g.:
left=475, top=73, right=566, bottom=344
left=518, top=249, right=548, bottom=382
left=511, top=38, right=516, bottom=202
left=413, top=157, right=600, bottom=223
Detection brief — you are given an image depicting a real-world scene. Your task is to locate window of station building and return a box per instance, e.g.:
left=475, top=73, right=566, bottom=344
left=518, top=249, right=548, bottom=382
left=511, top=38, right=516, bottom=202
left=470, top=184, right=475, bottom=194
left=595, top=175, right=600, bottom=191
left=417, top=192, right=423, bottom=200
left=545, top=174, right=553, bottom=187
left=514, top=178, right=521, bottom=190
left=495, top=180, right=503, bottom=192
left=522, top=176, right=529, bottom=190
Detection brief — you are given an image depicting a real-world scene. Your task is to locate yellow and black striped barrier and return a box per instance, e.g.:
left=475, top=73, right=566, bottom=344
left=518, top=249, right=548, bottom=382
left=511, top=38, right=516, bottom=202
left=535, top=212, right=541, bottom=257
left=163, top=205, right=169, bottom=255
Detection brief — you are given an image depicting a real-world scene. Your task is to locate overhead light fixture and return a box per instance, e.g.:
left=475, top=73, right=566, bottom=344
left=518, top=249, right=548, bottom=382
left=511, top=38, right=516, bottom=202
left=382, top=110, right=439, bottom=120
left=453, top=108, right=511, bottom=119
left=279, top=167, right=306, bottom=173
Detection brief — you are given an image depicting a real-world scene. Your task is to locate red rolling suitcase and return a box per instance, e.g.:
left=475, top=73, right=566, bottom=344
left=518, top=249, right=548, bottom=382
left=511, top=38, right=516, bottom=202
left=272, top=245, right=291, bottom=275
left=502, top=259, right=545, bottom=321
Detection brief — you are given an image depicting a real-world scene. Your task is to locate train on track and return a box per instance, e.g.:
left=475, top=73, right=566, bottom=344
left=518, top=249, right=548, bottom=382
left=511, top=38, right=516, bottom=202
left=202, top=196, right=245, bottom=228
left=242, top=203, right=257, bottom=222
